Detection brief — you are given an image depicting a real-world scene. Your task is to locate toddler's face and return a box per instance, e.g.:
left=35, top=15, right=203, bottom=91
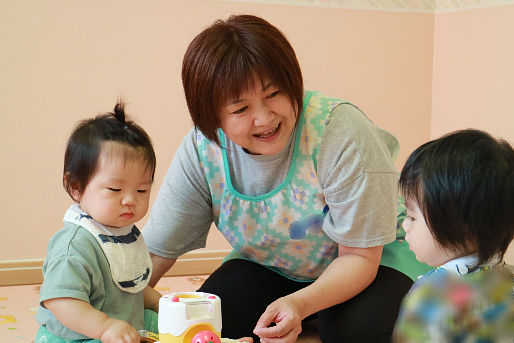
left=402, top=201, right=457, bottom=267
left=74, top=150, right=152, bottom=228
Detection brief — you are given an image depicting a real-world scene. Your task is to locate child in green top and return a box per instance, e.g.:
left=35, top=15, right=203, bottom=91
left=35, top=101, right=162, bottom=343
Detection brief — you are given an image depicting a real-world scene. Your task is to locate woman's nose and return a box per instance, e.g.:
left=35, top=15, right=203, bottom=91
left=253, top=103, right=274, bottom=126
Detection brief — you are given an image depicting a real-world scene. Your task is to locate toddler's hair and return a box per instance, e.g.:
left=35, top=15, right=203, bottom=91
left=399, top=129, right=514, bottom=265
left=63, top=101, right=156, bottom=199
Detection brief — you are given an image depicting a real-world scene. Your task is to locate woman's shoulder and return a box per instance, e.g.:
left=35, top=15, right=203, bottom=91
left=167, top=128, right=206, bottom=171
left=326, top=103, right=381, bottom=137
left=305, top=90, right=348, bottom=109
left=325, top=103, right=399, bottom=160
left=178, top=127, right=220, bottom=157
left=179, top=127, right=201, bottom=150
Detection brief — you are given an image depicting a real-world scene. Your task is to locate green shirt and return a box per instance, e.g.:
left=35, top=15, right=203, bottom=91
left=36, top=222, right=144, bottom=340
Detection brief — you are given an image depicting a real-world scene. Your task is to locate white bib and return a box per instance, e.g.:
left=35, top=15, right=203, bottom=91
left=64, top=204, right=152, bottom=293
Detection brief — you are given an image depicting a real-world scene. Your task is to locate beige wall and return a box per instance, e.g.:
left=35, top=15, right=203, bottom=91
left=1, top=1, right=434, bottom=263
left=431, top=5, right=514, bottom=263
left=2, top=1, right=511, bottom=268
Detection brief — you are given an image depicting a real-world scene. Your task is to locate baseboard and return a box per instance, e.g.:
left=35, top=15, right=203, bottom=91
left=0, top=259, right=44, bottom=287
left=0, top=250, right=231, bottom=286
left=162, top=250, right=231, bottom=277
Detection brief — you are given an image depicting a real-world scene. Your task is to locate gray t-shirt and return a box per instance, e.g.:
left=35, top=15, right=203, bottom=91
left=143, top=103, right=399, bottom=258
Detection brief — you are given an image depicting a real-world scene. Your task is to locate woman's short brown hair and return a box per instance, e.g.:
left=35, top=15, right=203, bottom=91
left=182, top=14, right=304, bottom=146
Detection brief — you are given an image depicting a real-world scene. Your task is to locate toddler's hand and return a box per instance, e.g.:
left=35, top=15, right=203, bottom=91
left=100, top=318, right=139, bottom=343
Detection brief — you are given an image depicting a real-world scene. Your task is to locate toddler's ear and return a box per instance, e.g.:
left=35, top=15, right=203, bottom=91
left=70, top=188, right=81, bottom=202
left=64, top=173, right=81, bottom=202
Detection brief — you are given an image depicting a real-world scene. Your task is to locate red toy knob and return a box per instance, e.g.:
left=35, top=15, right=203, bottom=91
left=191, top=330, right=221, bottom=343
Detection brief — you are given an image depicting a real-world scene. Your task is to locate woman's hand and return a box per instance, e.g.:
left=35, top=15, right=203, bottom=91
left=253, top=245, right=383, bottom=343
left=253, top=295, right=304, bottom=343
left=100, top=318, right=140, bottom=343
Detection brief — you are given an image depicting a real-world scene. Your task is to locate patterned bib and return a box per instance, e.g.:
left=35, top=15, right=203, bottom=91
left=64, top=204, right=152, bottom=293
left=195, top=91, right=350, bottom=281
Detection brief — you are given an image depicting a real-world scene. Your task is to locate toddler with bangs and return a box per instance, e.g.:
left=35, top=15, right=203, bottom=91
left=35, top=101, right=162, bottom=343
left=393, top=129, right=514, bottom=342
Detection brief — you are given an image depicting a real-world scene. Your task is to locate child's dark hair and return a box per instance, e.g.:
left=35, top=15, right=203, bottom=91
left=63, top=101, right=156, bottom=199
left=399, top=129, right=514, bottom=265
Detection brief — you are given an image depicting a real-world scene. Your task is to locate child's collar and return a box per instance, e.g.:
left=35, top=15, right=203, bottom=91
left=435, top=253, right=501, bottom=276
left=438, top=254, right=481, bottom=275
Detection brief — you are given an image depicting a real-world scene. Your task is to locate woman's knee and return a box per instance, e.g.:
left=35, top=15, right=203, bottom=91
left=317, top=266, right=413, bottom=343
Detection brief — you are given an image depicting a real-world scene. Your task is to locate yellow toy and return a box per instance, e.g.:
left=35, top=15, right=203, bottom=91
left=158, top=292, right=222, bottom=343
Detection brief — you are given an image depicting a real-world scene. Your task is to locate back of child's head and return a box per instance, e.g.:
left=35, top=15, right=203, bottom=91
left=399, top=129, right=514, bottom=265
left=63, top=101, right=156, bottom=200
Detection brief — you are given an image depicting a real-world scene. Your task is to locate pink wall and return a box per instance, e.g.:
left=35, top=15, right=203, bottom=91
left=10, top=0, right=510, bottom=265
left=432, top=5, right=514, bottom=263
left=432, top=6, right=514, bottom=141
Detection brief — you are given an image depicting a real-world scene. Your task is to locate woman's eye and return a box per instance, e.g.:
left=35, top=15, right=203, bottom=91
left=267, top=90, right=280, bottom=99
left=137, top=190, right=148, bottom=193
left=406, top=215, right=415, bottom=222
left=107, top=188, right=121, bottom=192
left=232, top=106, right=248, bottom=115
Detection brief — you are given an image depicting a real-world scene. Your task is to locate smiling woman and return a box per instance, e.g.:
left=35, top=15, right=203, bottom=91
left=142, top=14, right=430, bottom=343
left=218, top=76, right=297, bottom=156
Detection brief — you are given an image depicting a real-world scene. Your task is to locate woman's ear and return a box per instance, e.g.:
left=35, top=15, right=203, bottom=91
left=293, top=100, right=300, bottom=119
left=64, top=173, right=81, bottom=202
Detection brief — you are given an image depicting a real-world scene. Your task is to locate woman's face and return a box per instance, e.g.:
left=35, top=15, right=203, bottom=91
left=218, top=76, right=297, bottom=155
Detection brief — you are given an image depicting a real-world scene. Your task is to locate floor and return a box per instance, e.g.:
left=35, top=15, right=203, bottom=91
left=0, top=275, right=320, bottom=343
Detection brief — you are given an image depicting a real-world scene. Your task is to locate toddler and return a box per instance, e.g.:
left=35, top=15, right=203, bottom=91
left=35, top=101, right=162, bottom=343
left=393, top=129, right=514, bottom=342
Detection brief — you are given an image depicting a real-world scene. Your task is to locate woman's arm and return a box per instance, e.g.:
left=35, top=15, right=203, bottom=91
left=143, top=284, right=162, bottom=312
left=254, top=244, right=382, bottom=343
left=295, top=244, right=382, bottom=316
left=143, top=131, right=213, bottom=287
left=254, top=104, right=397, bottom=342
left=148, top=254, right=177, bottom=287
left=43, top=297, right=139, bottom=343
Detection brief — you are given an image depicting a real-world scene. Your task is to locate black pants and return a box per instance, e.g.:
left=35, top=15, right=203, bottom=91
left=197, top=259, right=412, bottom=343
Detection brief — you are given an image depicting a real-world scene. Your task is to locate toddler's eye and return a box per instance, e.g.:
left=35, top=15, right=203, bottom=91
left=107, top=188, right=121, bottom=192
left=137, top=190, right=148, bottom=193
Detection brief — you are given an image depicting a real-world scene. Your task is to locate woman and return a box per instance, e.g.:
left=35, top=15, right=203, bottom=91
left=143, top=14, right=429, bottom=343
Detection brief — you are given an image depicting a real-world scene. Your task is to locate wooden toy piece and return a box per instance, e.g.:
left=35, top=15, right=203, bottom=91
left=139, top=329, right=159, bottom=342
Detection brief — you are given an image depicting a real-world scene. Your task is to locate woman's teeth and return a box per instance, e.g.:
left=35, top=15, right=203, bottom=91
left=257, top=124, right=279, bottom=138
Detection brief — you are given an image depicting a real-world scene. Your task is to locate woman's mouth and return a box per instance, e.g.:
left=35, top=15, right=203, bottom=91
left=254, top=123, right=280, bottom=139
